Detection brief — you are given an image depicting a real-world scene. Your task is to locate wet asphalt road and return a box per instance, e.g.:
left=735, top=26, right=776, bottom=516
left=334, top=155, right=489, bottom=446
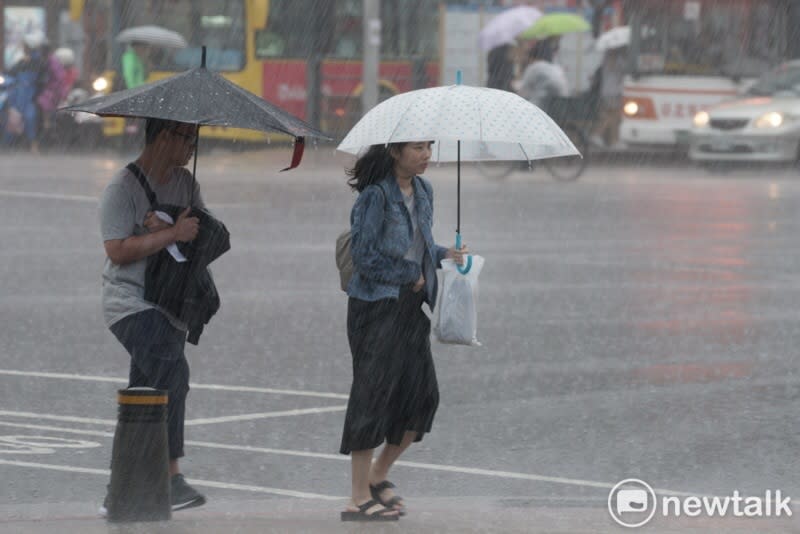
left=0, top=147, right=797, bottom=531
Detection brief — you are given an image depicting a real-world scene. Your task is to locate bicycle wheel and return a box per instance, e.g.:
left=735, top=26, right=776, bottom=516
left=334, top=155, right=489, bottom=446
left=476, top=159, right=518, bottom=180
left=542, top=123, right=589, bottom=182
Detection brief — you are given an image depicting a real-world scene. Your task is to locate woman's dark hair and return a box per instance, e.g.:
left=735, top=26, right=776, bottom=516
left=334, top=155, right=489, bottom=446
left=346, top=143, right=406, bottom=192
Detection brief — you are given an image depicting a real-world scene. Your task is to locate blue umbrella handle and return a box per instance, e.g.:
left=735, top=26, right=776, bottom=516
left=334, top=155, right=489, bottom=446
left=455, top=233, right=472, bottom=274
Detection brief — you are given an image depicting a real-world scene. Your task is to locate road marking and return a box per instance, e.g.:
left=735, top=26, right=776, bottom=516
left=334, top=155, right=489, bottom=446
left=0, top=411, right=115, bottom=426
left=0, top=420, right=722, bottom=501
left=0, top=190, right=97, bottom=203
left=0, top=435, right=101, bottom=454
left=0, top=459, right=341, bottom=500
left=0, top=369, right=349, bottom=399
left=185, top=406, right=347, bottom=425
left=0, top=407, right=346, bottom=427
left=187, top=478, right=342, bottom=500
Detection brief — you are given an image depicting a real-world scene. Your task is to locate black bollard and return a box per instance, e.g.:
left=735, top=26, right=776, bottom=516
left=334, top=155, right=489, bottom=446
left=107, top=387, right=171, bottom=522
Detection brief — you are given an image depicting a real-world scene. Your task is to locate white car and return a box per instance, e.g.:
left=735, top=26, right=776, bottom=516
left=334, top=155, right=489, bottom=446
left=689, top=61, right=800, bottom=163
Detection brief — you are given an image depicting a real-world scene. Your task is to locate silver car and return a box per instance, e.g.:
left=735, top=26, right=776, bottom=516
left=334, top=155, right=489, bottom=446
left=689, top=61, right=800, bottom=163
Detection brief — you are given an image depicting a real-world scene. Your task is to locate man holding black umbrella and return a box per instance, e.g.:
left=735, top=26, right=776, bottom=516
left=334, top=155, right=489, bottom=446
left=98, top=118, right=206, bottom=514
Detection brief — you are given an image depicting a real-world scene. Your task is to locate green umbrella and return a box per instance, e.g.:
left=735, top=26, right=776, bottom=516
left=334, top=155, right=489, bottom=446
left=519, top=13, right=590, bottom=40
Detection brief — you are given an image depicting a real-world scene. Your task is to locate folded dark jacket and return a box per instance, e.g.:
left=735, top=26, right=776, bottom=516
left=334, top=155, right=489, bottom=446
left=145, top=205, right=231, bottom=344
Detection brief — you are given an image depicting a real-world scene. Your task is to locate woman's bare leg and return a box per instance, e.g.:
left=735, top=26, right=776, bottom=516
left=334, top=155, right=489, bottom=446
left=368, top=431, right=417, bottom=507
left=345, top=448, right=399, bottom=517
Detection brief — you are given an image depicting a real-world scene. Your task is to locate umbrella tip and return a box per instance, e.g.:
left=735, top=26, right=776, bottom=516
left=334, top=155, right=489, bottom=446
left=456, top=70, right=462, bottom=85
left=201, top=45, right=206, bottom=68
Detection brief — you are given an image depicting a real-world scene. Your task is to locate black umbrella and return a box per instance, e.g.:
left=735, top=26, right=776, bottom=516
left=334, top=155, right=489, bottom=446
left=61, top=47, right=331, bottom=174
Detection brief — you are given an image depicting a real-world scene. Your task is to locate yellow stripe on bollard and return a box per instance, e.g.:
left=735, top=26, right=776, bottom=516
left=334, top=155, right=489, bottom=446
left=117, top=394, right=168, bottom=405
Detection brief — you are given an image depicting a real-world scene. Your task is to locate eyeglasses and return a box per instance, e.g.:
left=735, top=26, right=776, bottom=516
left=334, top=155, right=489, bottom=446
left=171, top=129, right=197, bottom=144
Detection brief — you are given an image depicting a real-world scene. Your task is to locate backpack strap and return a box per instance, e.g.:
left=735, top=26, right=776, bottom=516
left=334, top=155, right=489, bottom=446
left=126, top=162, right=157, bottom=208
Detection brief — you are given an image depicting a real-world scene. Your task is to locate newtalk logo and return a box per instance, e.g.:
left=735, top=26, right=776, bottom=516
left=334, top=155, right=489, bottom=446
left=608, top=479, right=793, bottom=528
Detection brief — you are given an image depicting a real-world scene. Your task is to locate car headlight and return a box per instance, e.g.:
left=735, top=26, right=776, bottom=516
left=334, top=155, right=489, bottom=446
left=693, top=111, right=710, bottom=128
left=623, top=101, right=639, bottom=117
left=755, top=111, right=784, bottom=128
left=92, top=76, right=109, bottom=92
left=0, top=75, right=5, bottom=85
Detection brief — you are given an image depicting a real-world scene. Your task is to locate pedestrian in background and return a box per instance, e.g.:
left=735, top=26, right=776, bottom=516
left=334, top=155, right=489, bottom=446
left=54, top=47, right=78, bottom=96
left=121, top=41, right=149, bottom=90
left=97, top=118, right=206, bottom=515
left=591, top=46, right=625, bottom=147
left=36, top=42, right=68, bottom=133
left=487, top=43, right=515, bottom=91
left=120, top=42, right=149, bottom=143
left=340, top=142, right=468, bottom=521
left=517, top=38, right=569, bottom=111
left=4, top=31, right=48, bottom=152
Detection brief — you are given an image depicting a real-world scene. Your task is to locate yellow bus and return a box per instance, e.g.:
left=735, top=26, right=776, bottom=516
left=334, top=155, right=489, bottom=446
left=76, top=0, right=440, bottom=142
left=80, top=0, right=269, bottom=141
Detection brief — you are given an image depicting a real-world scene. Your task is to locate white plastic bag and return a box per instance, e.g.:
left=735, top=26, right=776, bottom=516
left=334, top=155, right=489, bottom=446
left=434, top=255, right=485, bottom=346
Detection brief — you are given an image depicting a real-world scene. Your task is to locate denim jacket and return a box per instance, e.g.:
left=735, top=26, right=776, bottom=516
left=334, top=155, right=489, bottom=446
left=347, top=174, right=449, bottom=309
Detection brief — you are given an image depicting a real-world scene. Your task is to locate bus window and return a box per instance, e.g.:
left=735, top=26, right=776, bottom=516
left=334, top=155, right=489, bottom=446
left=256, top=0, right=438, bottom=61
left=381, top=0, right=439, bottom=60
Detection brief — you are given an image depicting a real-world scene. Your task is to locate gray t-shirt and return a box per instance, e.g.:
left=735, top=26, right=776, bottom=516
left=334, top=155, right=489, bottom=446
left=98, top=165, right=205, bottom=330
left=403, top=191, right=425, bottom=265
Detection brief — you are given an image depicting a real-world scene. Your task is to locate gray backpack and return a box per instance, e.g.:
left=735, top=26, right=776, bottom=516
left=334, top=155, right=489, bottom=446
left=335, top=182, right=388, bottom=292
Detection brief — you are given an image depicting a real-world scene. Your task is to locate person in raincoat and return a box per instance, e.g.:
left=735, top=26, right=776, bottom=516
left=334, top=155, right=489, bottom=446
left=339, top=142, right=468, bottom=521
left=119, top=42, right=149, bottom=142
left=517, top=38, right=569, bottom=111
left=3, top=31, right=48, bottom=151
left=98, top=118, right=206, bottom=514
left=36, top=43, right=68, bottom=133
left=121, top=41, right=149, bottom=89
left=54, top=47, right=78, bottom=94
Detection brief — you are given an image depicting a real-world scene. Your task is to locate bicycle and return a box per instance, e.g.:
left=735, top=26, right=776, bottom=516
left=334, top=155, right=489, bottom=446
left=477, top=94, right=594, bottom=182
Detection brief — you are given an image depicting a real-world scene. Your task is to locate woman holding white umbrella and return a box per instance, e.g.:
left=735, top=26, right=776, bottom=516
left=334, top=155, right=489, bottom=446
left=339, top=142, right=468, bottom=521
left=335, top=84, right=577, bottom=517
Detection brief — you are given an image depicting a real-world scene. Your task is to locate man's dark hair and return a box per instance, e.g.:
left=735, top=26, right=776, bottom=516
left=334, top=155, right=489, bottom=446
left=144, top=118, right=181, bottom=145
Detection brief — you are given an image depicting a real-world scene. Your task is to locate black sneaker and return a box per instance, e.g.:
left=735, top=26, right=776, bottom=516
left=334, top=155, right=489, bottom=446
left=171, top=474, right=206, bottom=511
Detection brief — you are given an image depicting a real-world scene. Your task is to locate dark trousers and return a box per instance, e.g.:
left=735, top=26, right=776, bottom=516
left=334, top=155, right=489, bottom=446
left=110, top=309, right=190, bottom=459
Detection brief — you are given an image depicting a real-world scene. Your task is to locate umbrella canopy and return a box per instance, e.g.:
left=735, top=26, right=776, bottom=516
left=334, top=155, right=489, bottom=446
left=595, top=25, right=630, bottom=52
left=116, top=25, right=188, bottom=49
left=338, top=84, right=579, bottom=162
left=478, top=6, right=543, bottom=52
left=61, top=52, right=329, bottom=140
left=338, top=83, right=579, bottom=273
left=61, top=47, right=330, bottom=174
left=519, top=13, right=591, bottom=40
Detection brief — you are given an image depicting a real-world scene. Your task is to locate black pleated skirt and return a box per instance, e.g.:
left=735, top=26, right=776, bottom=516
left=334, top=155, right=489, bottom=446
left=339, top=288, right=439, bottom=455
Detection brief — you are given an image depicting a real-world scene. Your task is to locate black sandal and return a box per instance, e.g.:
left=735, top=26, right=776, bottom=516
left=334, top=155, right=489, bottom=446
left=340, top=499, right=399, bottom=522
left=370, top=480, right=407, bottom=516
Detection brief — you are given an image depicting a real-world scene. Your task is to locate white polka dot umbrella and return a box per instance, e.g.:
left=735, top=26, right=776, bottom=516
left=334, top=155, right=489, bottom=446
left=338, top=83, right=580, bottom=272
left=338, top=84, right=579, bottom=163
